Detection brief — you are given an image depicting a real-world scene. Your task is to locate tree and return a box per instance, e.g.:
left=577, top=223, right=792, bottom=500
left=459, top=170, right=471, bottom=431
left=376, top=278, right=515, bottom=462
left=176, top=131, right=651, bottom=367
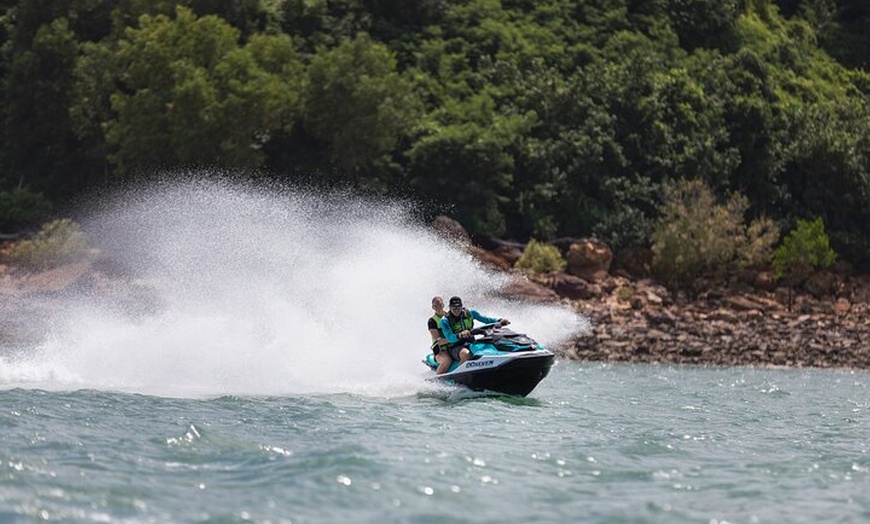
left=657, top=0, right=741, bottom=52
left=1, top=17, right=94, bottom=195
left=104, top=6, right=303, bottom=175
left=773, top=217, right=836, bottom=308
left=279, top=0, right=373, bottom=51
left=781, top=99, right=870, bottom=268
left=407, top=112, right=527, bottom=237
left=652, top=178, right=779, bottom=291
left=303, top=33, right=420, bottom=172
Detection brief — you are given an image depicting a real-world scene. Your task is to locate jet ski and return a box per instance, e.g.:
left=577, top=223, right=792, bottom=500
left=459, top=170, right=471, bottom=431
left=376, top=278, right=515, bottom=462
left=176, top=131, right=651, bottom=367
left=422, top=324, right=555, bottom=397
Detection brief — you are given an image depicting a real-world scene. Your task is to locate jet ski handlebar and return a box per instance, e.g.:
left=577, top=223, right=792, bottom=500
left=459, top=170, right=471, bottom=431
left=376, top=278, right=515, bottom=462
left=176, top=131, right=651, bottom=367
left=469, top=323, right=500, bottom=337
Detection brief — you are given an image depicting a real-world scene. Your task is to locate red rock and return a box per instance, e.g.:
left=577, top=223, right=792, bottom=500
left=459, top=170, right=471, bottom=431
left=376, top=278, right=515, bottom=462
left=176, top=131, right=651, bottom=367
left=549, top=272, right=596, bottom=300
left=496, top=275, right=560, bottom=303
left=430, top=215, right=470, bottom=245
left=753, top=271, right=777, bottom=291
left=834, top=298, right=851, bottom=315
left=493, top=245, right=523, bottom=266
left=724, top=295, right=764, bottom=311
left=16, top=262, right=91, bottom=293
left=566, top=239, right=612, bottom=281
left=467, top=245, right=511, bottom=271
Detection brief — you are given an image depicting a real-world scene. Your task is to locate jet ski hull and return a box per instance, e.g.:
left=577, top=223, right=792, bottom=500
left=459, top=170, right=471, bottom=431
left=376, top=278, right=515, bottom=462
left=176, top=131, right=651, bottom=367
left=428, top=351, right=555, bottom=397
left=424, top=326, right=555, bottom=396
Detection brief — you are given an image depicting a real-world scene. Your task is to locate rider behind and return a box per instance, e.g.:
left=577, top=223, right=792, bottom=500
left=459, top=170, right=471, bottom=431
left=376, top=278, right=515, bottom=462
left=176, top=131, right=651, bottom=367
left=428, top=296, right=452, bottom=374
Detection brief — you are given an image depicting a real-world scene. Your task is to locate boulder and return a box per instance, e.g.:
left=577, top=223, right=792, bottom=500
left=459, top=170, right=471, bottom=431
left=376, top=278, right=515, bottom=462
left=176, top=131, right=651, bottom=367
left=549, top=272, right=596, bottom=300
left=753, top=270, right=777, bottom=291
left=565, top=238, right=612, bottom=281
left=614, top=247, right=652, bottom=278
left=804, top=270, right=842, bottom=298
left=635, top=279, right=669, bottom=305
left=645, top=308, right=678, bottom=326
left=835, top=297, right=851, bottom=315
left=13, top=261, right=92, bottom=293
left=493, top=244, right=524, bottom=266
left=496, top=275, right=560, bottom=303
left=430, top=215, right=470, bottom=245
left=467, top=245, right=512, bottom=271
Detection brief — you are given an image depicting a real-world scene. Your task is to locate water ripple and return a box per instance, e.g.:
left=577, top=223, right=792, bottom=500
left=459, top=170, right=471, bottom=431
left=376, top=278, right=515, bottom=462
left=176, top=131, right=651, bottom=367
left=0, top=365, right=867, bottom=523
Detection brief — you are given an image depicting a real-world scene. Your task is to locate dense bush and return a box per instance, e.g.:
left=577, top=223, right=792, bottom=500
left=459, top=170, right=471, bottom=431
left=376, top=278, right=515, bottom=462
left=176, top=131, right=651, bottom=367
left=515, top=239, right=566, bottom=274
left=0, top=219, right=90, bottom=270
left=773, top=217, right=837, bottom=284
left=0, top=189, right=52, bottom=232
left=651, top=179, right=779, bottom=291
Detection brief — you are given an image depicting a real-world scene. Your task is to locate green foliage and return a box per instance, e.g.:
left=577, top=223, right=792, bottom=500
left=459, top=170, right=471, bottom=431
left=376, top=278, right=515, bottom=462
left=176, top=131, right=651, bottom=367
left=515, top=238, right=566, bottom=274
left=0, top=0, right=870, bottom=272
left=0, top=188, right=52, bottom=232
left=593, top=175, right=658, bottom=251
left=303, top=34, right=421, bottom=171
left=1, top=16, right=94, bottom=195
left=104, top=6, right=303, bottom=174
left=0, top=218, right=90, bottom=270
left=798, top=0, right=870, bottom=71
left=659, top=0, right=741, bottom=52
left=781, top=98, right=870, bottom=266
left=407, top=102, right=530, bottom=236
left=772, top=217, right=836, bottom=283
left=279, top=0, right=374, bottom=51
left=651, top=179, right=779, bottom=290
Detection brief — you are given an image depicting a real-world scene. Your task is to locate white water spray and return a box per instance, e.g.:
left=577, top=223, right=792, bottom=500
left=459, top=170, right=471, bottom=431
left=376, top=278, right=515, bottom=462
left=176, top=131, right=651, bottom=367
left=0, top=180, right=588, bottom=397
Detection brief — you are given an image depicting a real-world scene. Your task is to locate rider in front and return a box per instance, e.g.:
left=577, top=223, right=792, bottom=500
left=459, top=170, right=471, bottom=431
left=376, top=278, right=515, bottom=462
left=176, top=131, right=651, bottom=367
left=439, top=296, right=510, bottom=367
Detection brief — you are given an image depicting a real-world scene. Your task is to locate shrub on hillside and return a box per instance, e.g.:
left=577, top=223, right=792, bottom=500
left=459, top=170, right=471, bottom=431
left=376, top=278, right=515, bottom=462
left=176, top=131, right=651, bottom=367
left=651, top=179, right=779, bottom=291
left=773, top=217, right=836, bottom=284
left=0, top=219, right=90, bottom=270
left=515, top=238, right=566, bottom=273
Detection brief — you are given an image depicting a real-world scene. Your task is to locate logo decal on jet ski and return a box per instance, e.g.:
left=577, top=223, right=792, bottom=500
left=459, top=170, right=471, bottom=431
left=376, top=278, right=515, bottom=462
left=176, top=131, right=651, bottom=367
left=465, top=359, right=495, bottom=368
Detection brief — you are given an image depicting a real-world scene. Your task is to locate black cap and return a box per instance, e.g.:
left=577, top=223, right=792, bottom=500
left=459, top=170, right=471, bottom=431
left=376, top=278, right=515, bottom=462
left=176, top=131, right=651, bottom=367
left=449, top=296, right=463, bottom=308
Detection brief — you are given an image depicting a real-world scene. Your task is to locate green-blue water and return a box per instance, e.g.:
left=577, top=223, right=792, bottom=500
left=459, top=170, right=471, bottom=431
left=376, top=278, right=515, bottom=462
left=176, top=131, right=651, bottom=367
left=1, top=363, right=867, bottom=523
left=1, top=183, right=867, bottom=522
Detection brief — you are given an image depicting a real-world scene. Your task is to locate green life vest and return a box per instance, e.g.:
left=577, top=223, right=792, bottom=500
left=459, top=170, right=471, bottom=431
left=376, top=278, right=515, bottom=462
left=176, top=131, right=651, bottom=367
left=447, top=309, right=474, bottom=335
left=430, top=313, right=448, bottom=348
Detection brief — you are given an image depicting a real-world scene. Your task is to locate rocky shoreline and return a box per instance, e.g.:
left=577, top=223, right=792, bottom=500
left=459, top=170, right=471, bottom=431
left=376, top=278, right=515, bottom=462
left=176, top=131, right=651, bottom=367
left=562, top=275, right=870, bottom=370
left=476, top=255, right=870, bottom=372
left=3, top=224, right=869, bottom=371
left=445, top=218, right=870, bottom=371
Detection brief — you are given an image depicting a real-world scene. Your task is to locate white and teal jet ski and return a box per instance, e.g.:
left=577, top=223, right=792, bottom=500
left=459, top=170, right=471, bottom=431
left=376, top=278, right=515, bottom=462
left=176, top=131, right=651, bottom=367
left=422, top=325, right=555, bottom=397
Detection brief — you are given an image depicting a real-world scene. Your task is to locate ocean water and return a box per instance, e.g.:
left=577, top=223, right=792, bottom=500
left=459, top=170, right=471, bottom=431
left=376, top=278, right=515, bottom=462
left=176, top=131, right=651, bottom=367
left=0, top=365, right=867, bottom=523
left=1, top=182, right=868, bottom=522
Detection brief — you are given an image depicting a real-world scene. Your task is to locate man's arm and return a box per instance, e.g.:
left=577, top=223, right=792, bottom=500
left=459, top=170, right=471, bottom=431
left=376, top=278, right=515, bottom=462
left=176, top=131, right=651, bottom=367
left=440, top=317, right=460, bottom=344
left=470, top=309, right=500, bottom=325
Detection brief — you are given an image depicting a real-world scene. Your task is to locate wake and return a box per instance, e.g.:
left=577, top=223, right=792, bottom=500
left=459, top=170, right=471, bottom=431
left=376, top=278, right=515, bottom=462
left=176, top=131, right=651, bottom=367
left=0, top=178, right=587, bottom=397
